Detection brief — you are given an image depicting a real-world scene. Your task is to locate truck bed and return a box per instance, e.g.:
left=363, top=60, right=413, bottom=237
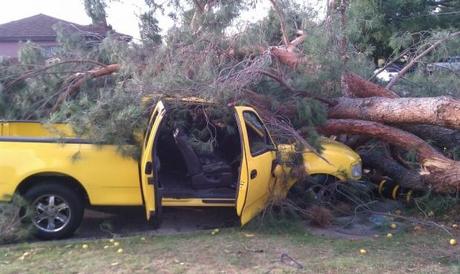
left=0, top=121, right=143, bottom=206
left=0, top=121, right=74, bottom=138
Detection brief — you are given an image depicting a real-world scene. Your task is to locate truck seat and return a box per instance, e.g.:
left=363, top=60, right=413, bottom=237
left=173, top=128, right=233, bottom=189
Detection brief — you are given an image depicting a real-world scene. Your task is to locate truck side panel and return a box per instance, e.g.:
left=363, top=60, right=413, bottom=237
left=0, top=141, right=143, bottom=206
left=0, top=122, right=74, bottom=138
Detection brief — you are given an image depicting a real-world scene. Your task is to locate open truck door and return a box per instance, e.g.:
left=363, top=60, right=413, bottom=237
left=234, top=107, right=277, bottom=225
left=140, top=101, right=165, bottom=221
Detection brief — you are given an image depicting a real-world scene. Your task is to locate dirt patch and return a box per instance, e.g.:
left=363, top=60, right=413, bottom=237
left=75, top=206, right=239, bottom=239
left=306, top=200, right=407, bottom=240
left=75, top=199, right=403, bottom=241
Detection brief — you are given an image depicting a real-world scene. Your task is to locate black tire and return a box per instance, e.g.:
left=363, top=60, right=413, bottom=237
left=289, top=174, right=338, bottom=205
left=23, top=183, right=84, bottom=240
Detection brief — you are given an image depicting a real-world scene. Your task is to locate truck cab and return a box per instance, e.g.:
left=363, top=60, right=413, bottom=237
left=140, top=100, right=279, bottom=226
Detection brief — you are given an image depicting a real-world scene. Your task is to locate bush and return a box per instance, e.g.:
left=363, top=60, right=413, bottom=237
left=0, top=196, right=31, bottom=244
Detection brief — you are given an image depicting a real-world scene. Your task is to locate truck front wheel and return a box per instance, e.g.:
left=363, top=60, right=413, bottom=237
left=24, top=183, right=84, bottom=240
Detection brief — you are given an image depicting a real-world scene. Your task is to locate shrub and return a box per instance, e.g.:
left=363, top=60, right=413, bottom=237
left=0, top=196, right=31, bottom=244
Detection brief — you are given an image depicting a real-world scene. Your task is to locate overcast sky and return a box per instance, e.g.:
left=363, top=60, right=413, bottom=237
left=0, top=0, right=324, bottom=40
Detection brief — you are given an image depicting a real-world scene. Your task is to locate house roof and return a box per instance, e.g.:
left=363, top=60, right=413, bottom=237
left=0, top=14, right=131, bottom=42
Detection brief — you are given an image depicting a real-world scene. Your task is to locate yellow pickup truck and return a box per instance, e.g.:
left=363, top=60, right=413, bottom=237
left=0, top=100, right=361, bottom=239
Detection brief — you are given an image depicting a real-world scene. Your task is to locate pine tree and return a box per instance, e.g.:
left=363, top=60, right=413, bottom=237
left=84, top=0, right=108, bottom=26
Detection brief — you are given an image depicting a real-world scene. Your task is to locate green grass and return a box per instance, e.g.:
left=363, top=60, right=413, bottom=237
left=1, top=225, right=460, bottom=273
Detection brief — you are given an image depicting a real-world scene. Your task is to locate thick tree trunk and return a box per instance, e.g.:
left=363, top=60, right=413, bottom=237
left=321, top=119, right=460, bottom=193
left=359, top=149, right=425, bottom=191
left=341, top=72, right=460, bottom=151
left=329, top=96, right=460, bottom=129
left=399, top=124, right=460, bottom=150
left=320, top=119, right=444, bottom=160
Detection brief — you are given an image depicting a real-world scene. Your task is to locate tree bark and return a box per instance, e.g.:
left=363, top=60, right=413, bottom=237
left=399, top=124, right=460, bottom=150
left=341, top=73, right=460, bottom=150
left=320, top=119, right=444, bottom=160
left=341, top=73, right=399, bottom=98
left=320, top=119, right=460, bottom=193
left=329, top=96, right=460, bottom=129
left=359, top=148, right=425, bottom=190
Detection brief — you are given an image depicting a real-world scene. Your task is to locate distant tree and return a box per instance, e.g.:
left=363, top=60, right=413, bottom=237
left=84, top=0, right=108, bottom=27
left=139, top=11, right=162, bottom=45
left=347, top=0, right=460, bottom=62
left=139, top=0, right=162, bottom=45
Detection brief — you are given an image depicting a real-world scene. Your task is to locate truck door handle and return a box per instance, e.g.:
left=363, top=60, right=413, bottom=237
left=145, top=161, right=153, bottom=175
left=250, top=169, right=257, bottom=179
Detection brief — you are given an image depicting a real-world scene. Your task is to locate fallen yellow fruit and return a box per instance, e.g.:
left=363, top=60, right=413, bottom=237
left=109, top=239, right=115, bottom=243
left=103, top=245, right=109, bottom=249
left=113, top=242, right=120, bottom=246
left=117, top=248, right=123, bottom=253
left=386, top=233, right=393, bottom=238
left=452, top=224, right=458, bottom=229
left=211, top=228, right=220, bottom=235
left=390, top=223, right=397, bottom=229
left=450, top=239, right=457, bottom=246
left=82, top=244, right=88, bottom=249
left=359, top=249, right=367, bottom=255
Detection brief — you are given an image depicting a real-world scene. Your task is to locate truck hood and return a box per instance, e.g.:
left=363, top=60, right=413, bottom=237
left=278, top=137, right=362, bottom=180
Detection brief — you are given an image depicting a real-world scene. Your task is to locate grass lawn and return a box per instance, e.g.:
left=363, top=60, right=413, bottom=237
left=1, top=223, right=460, bottom=273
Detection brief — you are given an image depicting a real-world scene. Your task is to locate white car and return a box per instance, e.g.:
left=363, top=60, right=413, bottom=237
left=373, top=66, right=400, bottom=82
left=427, top=56, right=460, bottom=72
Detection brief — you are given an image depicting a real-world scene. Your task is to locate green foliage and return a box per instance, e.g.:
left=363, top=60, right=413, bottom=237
left=294, top=98, right=327, bottom=149
left=388, top=31, right=460, bottom=98
left=18, top=42, right=45, bottom=66
left=347, top=0, right=460, bottom=61
left=412, top=192, right=458, bottom=217
left=84, top=0, right=108, bottom=26
left=139, top=11, right=162, bottom=45
left=58, top=85, right=147, bottom=157
left=394, top=70, right=460, bottom=98
left=0, top=196, right=31, bottom=244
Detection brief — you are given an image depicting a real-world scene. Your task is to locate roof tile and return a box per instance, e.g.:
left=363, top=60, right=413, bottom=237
left=0, top=14, right=131, bottom=42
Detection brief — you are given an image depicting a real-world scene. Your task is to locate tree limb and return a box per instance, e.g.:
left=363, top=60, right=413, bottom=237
left=5, top=59, right=108, bottom=91
left=329, top=96, right=460, bottom=129
left=341, top=73, right=399, bottom=98
left=51, top=64, right=121, bottom=112
left=386, top=31, right=460, bottom=89
left=269, top=0, right=289, bottom=47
